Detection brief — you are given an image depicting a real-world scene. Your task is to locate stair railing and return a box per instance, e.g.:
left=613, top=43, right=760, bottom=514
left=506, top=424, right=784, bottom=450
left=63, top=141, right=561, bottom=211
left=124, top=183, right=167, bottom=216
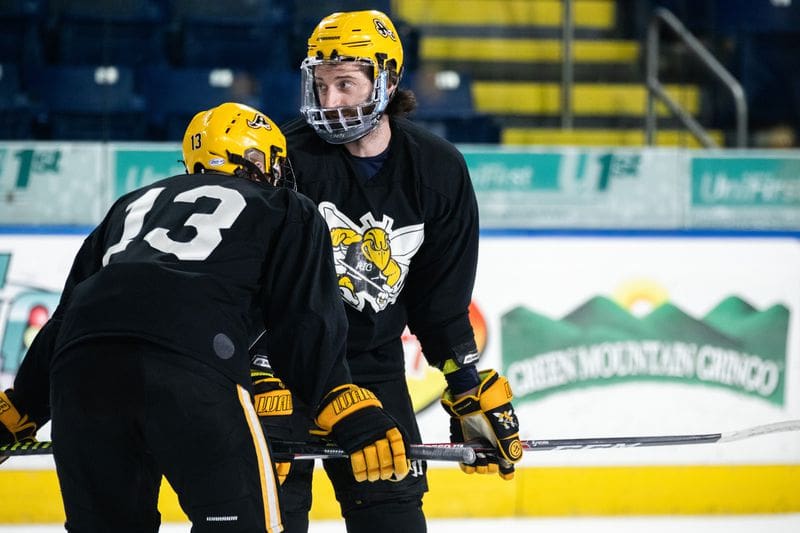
left=645, top=7, right=748, bottom=148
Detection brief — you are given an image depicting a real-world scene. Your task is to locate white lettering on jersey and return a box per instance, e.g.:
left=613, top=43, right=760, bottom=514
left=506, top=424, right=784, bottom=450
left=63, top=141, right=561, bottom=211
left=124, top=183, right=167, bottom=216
left=103, top=185, right=247, bottom=265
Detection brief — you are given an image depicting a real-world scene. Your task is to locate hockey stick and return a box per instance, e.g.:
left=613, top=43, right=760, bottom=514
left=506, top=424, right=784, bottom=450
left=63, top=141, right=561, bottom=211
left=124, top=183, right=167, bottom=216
left=270, top=441, right=475, bottom=463
left=0, top=439, right=476, bottom=463
left=427, top=419, right=800, bottom=454
left=4, top=419, right=795, bottom=461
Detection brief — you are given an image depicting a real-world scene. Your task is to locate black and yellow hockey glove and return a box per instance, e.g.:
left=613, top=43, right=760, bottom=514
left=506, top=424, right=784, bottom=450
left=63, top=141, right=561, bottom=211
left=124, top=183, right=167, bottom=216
left=312, top=384, right=409, bottom=483
left=251, top=370, right=293, bottom=484
left=441, top=369, right=523, bottom=480
left=0, top=389, right=38, bottom=466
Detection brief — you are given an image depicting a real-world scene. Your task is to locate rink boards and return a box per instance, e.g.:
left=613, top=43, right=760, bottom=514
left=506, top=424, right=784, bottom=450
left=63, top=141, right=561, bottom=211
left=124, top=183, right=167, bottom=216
left=1, top=230, right=799, bottom=522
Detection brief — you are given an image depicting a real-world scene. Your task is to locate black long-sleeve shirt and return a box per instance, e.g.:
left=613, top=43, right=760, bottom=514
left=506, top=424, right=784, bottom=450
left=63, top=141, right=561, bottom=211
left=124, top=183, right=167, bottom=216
left=277, top=116, right=480, bottom=381
left=12, top=172, right=350, bottom=423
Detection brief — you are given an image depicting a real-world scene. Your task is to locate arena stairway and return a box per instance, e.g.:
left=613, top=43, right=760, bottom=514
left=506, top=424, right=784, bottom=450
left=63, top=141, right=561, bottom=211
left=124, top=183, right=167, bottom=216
left=393, top=0, right=723, bottom=147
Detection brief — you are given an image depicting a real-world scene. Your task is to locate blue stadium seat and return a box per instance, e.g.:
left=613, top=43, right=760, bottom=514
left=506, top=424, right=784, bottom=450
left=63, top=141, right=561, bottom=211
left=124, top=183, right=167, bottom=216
left=290, top=0, right=392, bottom=27
left=406, top=69, right=476, bottom=121
left=49, top=0, right=167, bottom=66
left=26, top=65, right=146, bottom=140
left=405, top=69, right=499, bottom=143
left=141, top=66, right=264, bottom=141
left=169, top=0, right=290, bottom=69
left=260, top=69, right=302, bottom=126
left=0, top=0, right=44, bottom=66
left=0, top=64, right=34, bottom=139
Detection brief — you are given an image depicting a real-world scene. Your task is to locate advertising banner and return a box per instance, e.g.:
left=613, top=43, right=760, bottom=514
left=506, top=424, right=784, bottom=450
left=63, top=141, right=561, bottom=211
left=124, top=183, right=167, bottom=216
left=0, top=143, right=105, bottom=225
left=2, top=233, right=799, bottom=468
left=1, top=232, right=798, bottom=520
left=415, top=235, right=800, bottom=467
left=3, top=142, right=800, bottom=231
left=689, top=152, right=800, bottom=228
left=108, top=143, right=183, bottom=208
left=463, top=146, right=685, bottom=228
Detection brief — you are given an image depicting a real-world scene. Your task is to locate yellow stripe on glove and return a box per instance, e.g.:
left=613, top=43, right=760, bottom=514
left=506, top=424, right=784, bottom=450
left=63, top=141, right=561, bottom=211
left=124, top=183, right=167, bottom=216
left=441, top=369, right=523, bottom=480
left=251, top=370, right=294, bottom=485
left=313, top=384, right=410, bottom=483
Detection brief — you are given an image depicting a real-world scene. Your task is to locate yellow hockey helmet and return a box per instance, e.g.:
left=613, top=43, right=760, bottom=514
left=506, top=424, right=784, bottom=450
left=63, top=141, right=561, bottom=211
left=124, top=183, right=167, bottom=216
left=182, top=102, right=294, bottom=188
left=301, top=10, right=404, bottom=144
left=306, top=10, right=403, bottom=79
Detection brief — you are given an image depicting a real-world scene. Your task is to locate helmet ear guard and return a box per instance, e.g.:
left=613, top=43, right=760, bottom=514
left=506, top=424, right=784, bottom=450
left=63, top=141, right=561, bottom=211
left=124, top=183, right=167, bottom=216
left=301, top=10, right=404, bottom=144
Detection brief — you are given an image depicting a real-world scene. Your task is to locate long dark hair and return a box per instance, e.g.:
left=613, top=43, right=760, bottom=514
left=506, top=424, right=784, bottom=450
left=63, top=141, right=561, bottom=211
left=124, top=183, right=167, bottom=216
left=386, top=86, right=416, bottom=117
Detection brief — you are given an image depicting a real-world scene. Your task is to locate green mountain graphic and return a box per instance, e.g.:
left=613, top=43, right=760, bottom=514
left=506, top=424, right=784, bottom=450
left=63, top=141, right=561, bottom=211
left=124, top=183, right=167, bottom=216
left=502, top=306, right=582, bottom=357
left=642, top=303, right=742, bottom=349
left=735, top=305, right=789, bottom=358
left=704, top=296, right=758, bottom=329
left=704, top=297, right=789, bottom=358
left=564, top=296, right=658, bottom=337
left=502, top=295, right=789, bottom=406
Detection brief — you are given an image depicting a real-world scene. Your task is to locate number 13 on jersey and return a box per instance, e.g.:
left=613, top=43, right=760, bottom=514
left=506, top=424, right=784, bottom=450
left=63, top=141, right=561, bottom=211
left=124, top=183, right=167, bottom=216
left=102, top=185, right=247, bottom=265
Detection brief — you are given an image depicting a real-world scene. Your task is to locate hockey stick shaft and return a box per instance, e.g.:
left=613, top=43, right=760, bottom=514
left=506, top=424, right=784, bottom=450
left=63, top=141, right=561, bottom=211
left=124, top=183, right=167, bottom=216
left=5, top=420, right=795, bottom=460
left=521, top=418, right=800, bottom=451
left=0, top=440, right=476, bottom=463
left=429, top=419, right=800, bottom=453
left=271, top=441, right=475, bottom=463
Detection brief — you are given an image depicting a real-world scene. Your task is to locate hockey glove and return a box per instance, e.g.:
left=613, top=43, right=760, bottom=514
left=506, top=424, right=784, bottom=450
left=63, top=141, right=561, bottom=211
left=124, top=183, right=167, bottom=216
left=0, top=389, right=38, bottom=465
left=251, top=369, right=293, bottom=484
left=312, top=384, right=409, bottom=483
left=441, top=369, right=523, bottom=480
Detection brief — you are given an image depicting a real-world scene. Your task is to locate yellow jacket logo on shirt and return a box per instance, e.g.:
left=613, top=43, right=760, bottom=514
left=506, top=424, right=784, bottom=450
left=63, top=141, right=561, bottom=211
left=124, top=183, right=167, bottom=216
left=318, top=202, right=425, bottom=313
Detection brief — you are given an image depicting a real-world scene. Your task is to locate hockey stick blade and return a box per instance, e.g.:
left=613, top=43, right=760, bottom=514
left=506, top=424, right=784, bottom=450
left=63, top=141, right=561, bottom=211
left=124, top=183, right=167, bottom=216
left=427, top=419, right=800, bottom=454
left=0, top=440, right=476, bottom=464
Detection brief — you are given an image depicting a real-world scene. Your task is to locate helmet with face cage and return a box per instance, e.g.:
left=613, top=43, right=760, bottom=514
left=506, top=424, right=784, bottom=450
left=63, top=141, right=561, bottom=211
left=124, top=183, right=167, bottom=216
left=300, top=10, right=404, bottom=144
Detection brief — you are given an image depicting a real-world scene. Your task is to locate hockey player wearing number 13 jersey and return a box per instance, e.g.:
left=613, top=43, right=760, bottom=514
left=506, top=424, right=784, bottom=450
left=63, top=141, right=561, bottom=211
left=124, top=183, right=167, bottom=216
left=0, top=103, right=412, bottom=533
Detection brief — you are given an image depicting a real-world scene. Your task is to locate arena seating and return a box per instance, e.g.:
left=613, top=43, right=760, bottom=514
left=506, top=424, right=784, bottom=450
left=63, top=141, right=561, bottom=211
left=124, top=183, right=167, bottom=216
left=141, top=65, right=264, bottom=141
left=25, top=65, right=147, bottom=140
left=0, top=0, right=796, bottom=146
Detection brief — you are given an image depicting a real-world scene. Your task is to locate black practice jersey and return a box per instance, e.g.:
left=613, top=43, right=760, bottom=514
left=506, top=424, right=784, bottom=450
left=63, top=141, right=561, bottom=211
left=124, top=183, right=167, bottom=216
left=279, top=116, right=480, bottom=381
left=25, top=172, right=349, bottom=410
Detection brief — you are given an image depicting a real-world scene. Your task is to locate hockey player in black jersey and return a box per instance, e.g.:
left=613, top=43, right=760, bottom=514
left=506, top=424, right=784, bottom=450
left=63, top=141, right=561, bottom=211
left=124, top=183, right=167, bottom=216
left=252, top=11, right=523, bottom=533
left=0, top=102, right=410, bottom=532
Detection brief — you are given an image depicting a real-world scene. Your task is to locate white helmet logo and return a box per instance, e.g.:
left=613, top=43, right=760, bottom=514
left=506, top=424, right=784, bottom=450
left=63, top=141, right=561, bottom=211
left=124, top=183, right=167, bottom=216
left=247, top=114, right=272, bottom=130
left=373, top=18, right=396, bottom=41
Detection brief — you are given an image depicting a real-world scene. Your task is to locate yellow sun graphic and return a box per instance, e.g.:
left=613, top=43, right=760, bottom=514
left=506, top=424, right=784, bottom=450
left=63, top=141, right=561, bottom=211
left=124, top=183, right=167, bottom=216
left=613, top=279, right=670, bottom=317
